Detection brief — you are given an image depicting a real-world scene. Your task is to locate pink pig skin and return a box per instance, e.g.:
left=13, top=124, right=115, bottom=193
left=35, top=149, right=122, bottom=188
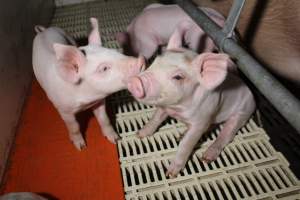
left=32, top=18, right=145, bottom=150
left=116, top=4, right=225, bottom=59
left=128, top=48, right=255, bottom=177
left=0, top=192, right=47, bottom=200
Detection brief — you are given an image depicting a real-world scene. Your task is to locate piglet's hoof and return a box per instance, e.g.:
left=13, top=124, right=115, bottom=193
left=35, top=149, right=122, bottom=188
left=72, top=136, right=87, bottom=151
left=201, top=145, right=222, bottom=163
left=166, top=160, right=184, bottom=178
left=175, top=134, right=184, bottom=142
left=105, top=132, right=120, bottom=144
left=137, top=128, right=153, bottom=138
left=136, top=132, right=147, bottom=138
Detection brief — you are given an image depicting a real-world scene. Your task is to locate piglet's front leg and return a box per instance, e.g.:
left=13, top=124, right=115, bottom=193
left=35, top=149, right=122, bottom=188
left=138, top=107, right=168, bottom=138
left=93, top=102, right=120, bottom=144
left=59, top=111, right=86, bottom=150
left=167, top=123, right=208, bottom=178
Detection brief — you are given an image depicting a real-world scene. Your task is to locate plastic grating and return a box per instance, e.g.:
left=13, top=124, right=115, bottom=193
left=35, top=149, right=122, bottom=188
left=50, top=1, right=300, bottom=199
left=109, top=96, right=300, bottom=199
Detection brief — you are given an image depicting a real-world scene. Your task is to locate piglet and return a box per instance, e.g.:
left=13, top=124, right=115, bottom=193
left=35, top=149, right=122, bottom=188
left=32, top=18, right=145, bottom=150
left=116, top=4, right=225, bottom=59
left=127, top=42, right=255, bottom=177
left=0, top=192, right=47, bottom=200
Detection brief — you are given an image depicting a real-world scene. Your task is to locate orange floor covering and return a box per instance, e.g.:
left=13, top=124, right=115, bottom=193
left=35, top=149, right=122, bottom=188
left=0, top=79, right=125, bottom=200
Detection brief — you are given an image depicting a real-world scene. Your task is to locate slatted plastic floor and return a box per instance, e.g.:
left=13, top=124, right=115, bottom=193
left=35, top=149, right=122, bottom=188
left=51, top=0, right=300, bottom=199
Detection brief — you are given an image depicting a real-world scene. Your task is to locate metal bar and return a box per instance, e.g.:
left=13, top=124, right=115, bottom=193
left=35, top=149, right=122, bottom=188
left=222, top=0, right=246, bottom=38
left=175, top=0, right=300, bottom=133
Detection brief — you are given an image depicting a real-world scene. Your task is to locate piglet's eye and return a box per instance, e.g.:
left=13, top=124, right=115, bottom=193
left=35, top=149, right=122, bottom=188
left=173, top=74, right=184, bottom=80
left=97, top=64, right=111, bottom=73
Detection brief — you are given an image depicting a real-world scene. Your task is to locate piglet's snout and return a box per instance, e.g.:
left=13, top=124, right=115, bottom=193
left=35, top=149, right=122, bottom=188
left=128, top=76, right=145, bottom=99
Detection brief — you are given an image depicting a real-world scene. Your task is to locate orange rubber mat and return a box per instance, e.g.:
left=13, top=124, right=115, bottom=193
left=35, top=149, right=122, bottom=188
left=0, top=79, right=124, bottom=200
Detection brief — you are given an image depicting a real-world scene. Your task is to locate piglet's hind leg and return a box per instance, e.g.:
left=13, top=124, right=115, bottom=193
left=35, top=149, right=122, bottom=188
left=202, top=113, right=248, bottom=162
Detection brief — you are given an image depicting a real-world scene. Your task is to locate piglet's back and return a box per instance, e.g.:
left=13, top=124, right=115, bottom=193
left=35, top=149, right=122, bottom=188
left=32, top=27, right=72, bottom=91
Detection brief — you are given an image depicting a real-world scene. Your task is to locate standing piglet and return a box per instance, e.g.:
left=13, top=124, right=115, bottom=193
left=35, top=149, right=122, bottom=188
left=127, top=43, right=255, bottom=177
left=32, top=18, right=145, bottom=150
left=116, top=4, right=225, bottom=59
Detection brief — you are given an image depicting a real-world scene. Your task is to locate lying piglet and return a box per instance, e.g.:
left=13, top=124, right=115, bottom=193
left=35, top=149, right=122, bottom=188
left=32, top=18, right=145, bottom=150
left=116, top=4, right=225, bottom=59
left=127, top=45, right=255, bottom=177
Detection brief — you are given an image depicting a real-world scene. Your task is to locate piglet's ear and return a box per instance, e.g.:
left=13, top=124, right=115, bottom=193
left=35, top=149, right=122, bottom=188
left=126, top=55, right=146, bottom=79
left=167, top=21, right=190, bottom=51
left=116, top=32, right=129, bottom=46
left=192, top=53, right=231, bottom=90
left=88, top=17, right=102, bottom=46
left=53, top=43, right=86, bottom=84
left=166, top=29, right=183, bottom=50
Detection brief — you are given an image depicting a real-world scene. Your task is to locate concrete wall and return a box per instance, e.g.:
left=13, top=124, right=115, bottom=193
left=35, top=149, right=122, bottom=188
left=0, top=0, right=54, bottom=183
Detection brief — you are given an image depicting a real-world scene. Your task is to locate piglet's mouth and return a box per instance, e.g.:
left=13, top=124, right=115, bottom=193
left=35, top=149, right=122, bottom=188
left=127, top=76, right=145, bottom=99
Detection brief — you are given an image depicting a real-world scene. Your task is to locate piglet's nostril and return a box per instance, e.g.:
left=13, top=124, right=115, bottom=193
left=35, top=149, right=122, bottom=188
left=127, top=76, right=145, bottom=99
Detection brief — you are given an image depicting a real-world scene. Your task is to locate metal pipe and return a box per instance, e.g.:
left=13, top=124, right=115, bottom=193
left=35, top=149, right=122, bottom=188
left=222, top=0, right=245, bottom=38
left=176, top=0, right=300, bottom=133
